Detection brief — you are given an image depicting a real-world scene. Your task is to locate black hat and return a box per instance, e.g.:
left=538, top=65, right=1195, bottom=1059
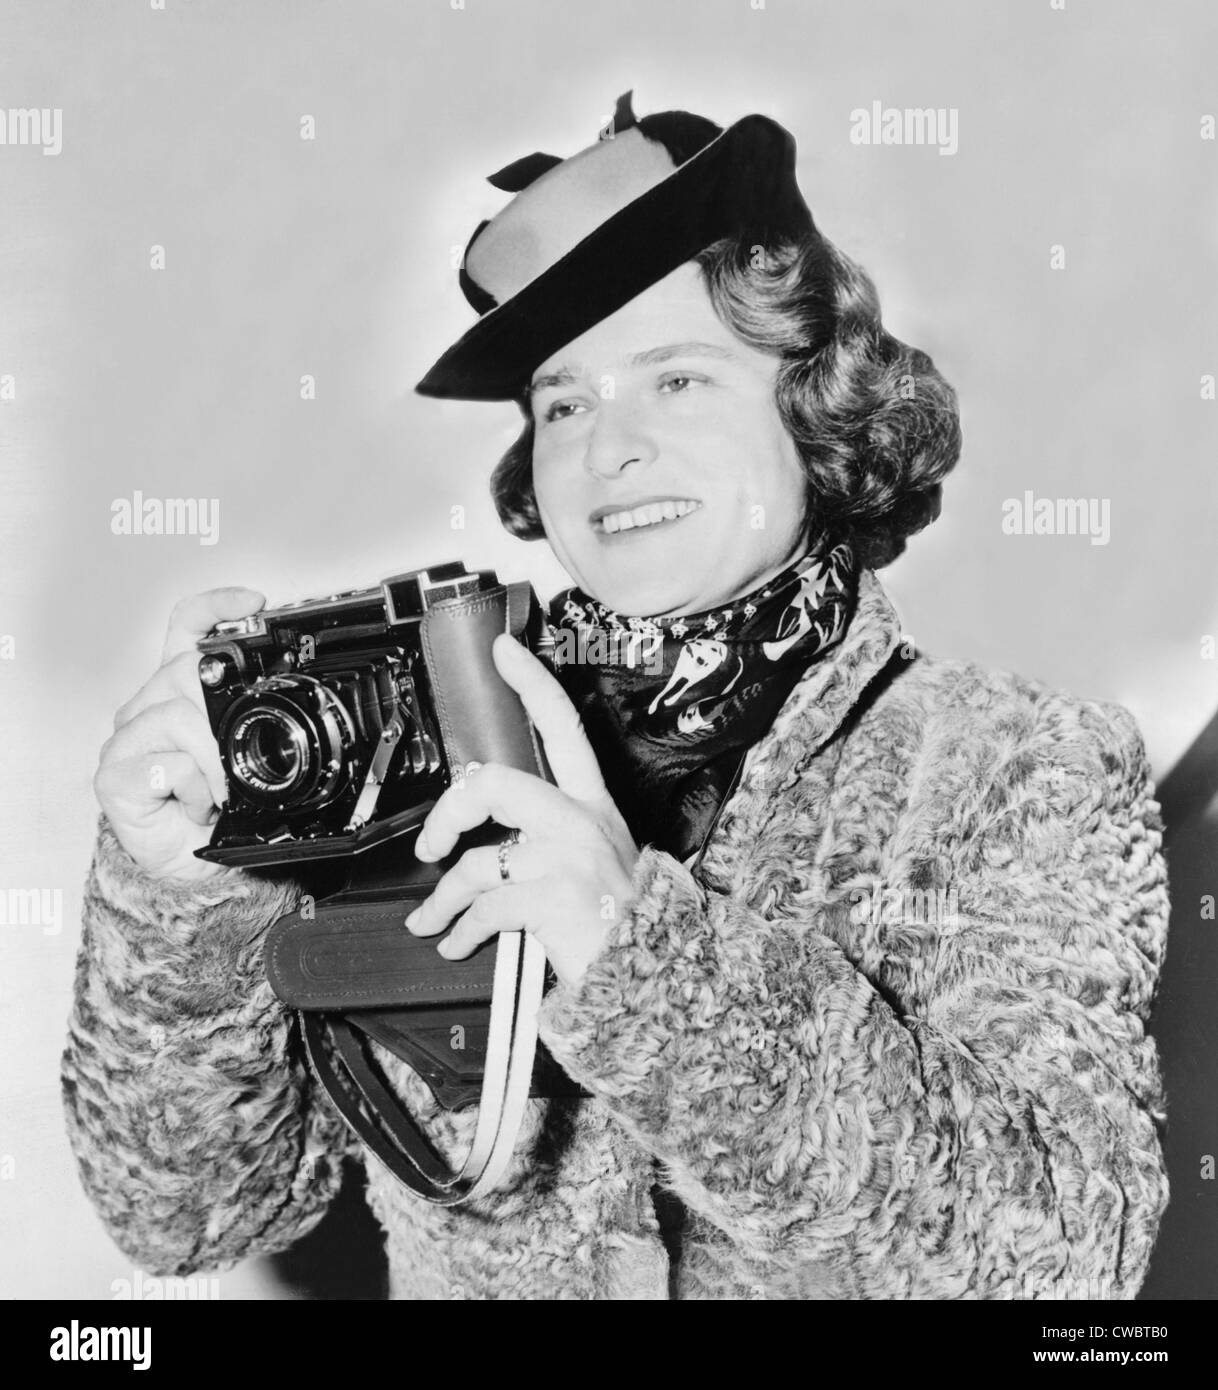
left=414, top=92, right=817, bottom=403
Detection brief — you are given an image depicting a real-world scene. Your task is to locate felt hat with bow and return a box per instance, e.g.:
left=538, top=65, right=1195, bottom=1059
left=414, top=92, right=819, bottom=403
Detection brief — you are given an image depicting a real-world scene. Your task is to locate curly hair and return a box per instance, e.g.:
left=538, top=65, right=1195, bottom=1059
left=490, top=232, right=961, bottom=570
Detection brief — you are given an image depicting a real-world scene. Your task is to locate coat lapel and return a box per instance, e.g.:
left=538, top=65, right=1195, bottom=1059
left=757, top=568, right=904, bottom=767
left=701, top=570, right=904, bottom=867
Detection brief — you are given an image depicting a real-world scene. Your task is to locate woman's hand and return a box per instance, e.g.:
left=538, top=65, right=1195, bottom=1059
left=405, top=633, right=640, bottom=989
left=94, top=586, right=266, bottom=883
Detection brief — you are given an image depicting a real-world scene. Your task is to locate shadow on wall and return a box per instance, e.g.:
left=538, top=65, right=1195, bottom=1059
left=1140, top=712, right=1218, bottom=1302
left=264, top=715, right=1218, bottom=1302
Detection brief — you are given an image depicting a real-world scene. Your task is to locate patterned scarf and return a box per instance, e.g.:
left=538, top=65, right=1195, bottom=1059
left=547, top=536, right=859, bottom=861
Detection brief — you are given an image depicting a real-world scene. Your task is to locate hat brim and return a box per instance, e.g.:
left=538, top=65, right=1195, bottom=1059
left=413, top=114, right=814, bottom=403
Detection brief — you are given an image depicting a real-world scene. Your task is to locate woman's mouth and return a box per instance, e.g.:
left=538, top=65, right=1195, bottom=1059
left=591, top=498, right=702, bottom=536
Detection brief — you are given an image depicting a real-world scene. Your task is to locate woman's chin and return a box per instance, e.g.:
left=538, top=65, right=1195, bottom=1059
left=582, top=576, right=700, bottom=620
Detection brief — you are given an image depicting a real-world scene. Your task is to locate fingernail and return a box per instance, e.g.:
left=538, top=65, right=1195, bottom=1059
left=436, top=937, right=454, bottom=958
left=415, top=829, right=432, bottom=860
left=404, top=907, right=421, bottom=930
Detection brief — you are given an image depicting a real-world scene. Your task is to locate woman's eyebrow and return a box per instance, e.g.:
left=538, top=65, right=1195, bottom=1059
left=528, top=366, right=582, bottom=399
left=528, top=342, right=739, bottom=398
left=626, top=341, right=740, bottom=368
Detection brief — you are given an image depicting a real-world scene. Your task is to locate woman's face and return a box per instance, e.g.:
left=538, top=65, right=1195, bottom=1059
left=528, top=262, right=810, bottom=617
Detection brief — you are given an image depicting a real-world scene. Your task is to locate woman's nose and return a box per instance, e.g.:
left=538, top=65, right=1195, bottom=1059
left=582, top=401, right=658, bottom=479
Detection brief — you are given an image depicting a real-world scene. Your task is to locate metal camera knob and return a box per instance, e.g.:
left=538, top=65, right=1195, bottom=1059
left=198, top=656, right=227, bottom=688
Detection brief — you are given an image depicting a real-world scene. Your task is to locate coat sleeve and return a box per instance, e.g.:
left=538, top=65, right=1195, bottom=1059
left=536, top=695, right=1170, bottom=1299
left=61, top=815, right=354, bottom=1277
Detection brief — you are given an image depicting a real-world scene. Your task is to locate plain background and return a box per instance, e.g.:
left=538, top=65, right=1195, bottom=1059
left=1, top=0, right=1214, bottom=1299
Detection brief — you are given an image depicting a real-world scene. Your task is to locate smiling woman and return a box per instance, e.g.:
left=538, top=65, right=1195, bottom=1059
left=64, top=91, right=1170, bottom=1303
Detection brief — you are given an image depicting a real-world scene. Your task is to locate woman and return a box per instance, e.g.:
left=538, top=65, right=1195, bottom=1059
left=64, top=95, right=1169, bottom=1300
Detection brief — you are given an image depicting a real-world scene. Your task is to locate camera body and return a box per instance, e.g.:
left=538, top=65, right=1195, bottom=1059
left=194, top=561, right=551, bottom=870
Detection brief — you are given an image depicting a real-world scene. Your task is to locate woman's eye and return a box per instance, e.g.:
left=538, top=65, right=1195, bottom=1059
left=658, top=373, right=704, bottom=395
left=542, top=400, right=588, bottom=423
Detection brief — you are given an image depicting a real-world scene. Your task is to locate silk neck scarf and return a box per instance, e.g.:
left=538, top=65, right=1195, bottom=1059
left=547, top=535, right=859, bottom=861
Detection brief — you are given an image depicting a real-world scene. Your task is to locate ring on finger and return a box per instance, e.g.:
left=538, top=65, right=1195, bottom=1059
left=497, top=828, right=524, bottom=883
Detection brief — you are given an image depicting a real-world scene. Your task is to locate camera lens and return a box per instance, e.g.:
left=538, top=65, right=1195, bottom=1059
left=220, top=675, right=356, bottom=810
left=235, top=711, right=305, bottom=793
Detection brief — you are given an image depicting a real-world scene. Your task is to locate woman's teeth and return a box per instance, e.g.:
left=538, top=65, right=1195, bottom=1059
left=599, top=499, right=700, bottom=534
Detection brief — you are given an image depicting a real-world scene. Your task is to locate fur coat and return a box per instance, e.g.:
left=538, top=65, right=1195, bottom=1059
left=61, top=569, right=1170, bottom=1299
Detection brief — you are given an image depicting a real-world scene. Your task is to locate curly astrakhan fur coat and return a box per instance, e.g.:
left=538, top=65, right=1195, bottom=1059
left=61, top=569, right=1170, bottom=1299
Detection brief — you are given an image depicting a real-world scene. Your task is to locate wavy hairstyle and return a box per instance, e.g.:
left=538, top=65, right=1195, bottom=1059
left=490, top=233, right=961, bottom=570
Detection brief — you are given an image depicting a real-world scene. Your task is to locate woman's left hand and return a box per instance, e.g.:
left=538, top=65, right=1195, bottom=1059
left=405, top=633, right=640, bottom=989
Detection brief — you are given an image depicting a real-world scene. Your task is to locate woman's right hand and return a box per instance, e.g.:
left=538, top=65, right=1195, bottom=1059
left=94, top=586, right=266, bottom=883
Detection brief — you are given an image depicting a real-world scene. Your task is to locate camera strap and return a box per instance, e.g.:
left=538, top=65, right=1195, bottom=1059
left=298, top=918, right=548, bottom=1205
